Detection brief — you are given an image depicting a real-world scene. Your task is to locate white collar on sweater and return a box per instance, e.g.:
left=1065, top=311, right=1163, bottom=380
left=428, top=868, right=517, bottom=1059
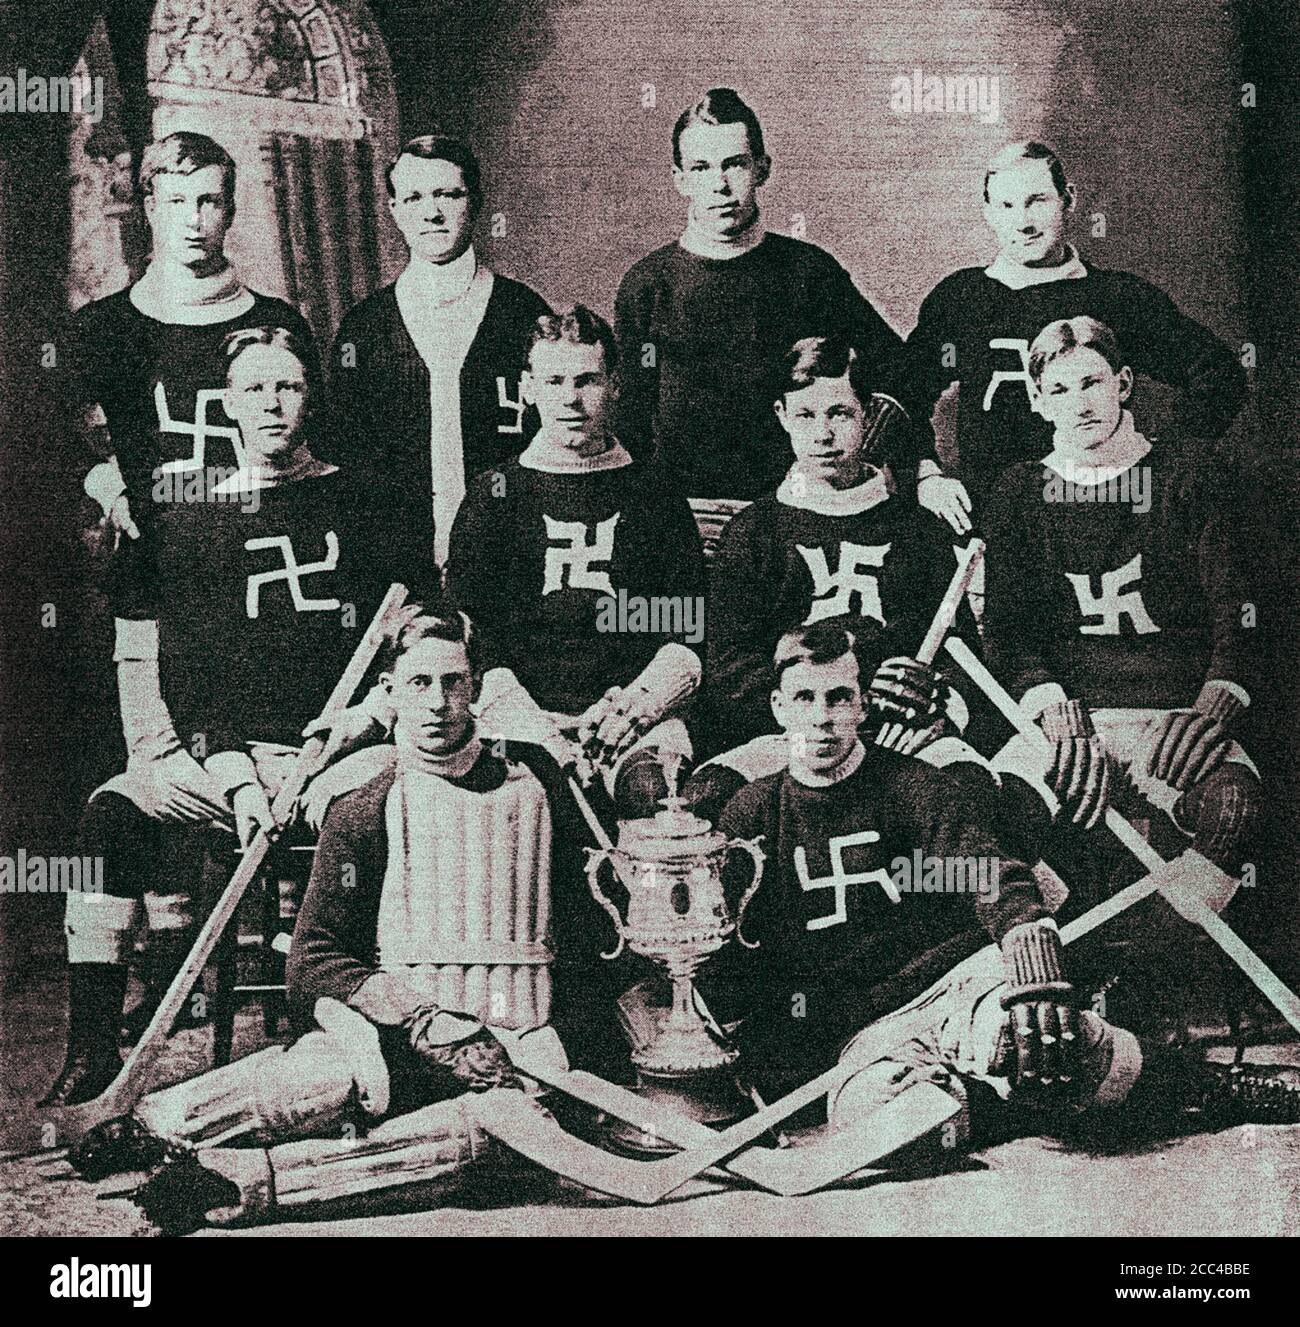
left=1042, top=410, right=1151, bottom=483
left=679, top=208, right=767, bottom=260
left=394, top=728, right=483, bottom=780
left=128, top=259, right=254, bottom=325
left=396, top=245, right=484, bottom=308
left=776, top=464, right=891, bottom=516
left=210, top=453, right=337, bottom=496
left=518, top=436, right=634, bottom=473
left=789, top=739, right=866, bottom=788
left=985, top=243, right=1088, bottom=291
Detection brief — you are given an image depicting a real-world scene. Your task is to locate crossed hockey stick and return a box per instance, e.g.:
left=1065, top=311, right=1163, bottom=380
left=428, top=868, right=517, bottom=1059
left=480, top=542, right=1300, bottom=1203
left=12, top=584, right=411, bottom=1158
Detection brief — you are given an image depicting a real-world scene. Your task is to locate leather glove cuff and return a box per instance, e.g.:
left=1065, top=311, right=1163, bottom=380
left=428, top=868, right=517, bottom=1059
left=1000, top=921, right=1074, bottom=1008
left=1193, top=683, right=1246, bottom=731
left=1038, top=698, right=1093, bottom=742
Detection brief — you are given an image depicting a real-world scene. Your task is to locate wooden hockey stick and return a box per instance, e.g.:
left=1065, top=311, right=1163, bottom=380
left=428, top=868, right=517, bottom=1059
left=943, top=635, right=1300, bottom=1037
left=32, top=583, right=410, bottom=1151
left=872, top=538, right=984, bottom=748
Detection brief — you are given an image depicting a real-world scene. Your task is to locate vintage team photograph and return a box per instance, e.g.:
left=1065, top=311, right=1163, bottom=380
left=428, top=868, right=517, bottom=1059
left=0, top=0, right=1296, bottom=1274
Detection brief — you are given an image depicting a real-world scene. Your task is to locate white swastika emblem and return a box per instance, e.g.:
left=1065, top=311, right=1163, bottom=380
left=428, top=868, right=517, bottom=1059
left=496, top=374, right=527, bottom=434
left=982, top=337, right=1036, bottom=413
left=795, top=830, right=900, bottom=931
left=154, top=382, right=245, bottom=474
left=1065, top=552, right=1160, bottom=636
left=244, top=531, right=341, bottom=618
left=542, top=513, right=620, bottom=596
left=798, top=541, right=892, bottom=625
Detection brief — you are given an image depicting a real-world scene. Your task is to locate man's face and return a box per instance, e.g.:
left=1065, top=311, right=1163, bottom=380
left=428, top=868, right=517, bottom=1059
left=223, top=344, right=308, bottom=463
left=1034, top=347, right=1132, bottom=452
left=388, top=155, right=476, bottom=264
left=144, top=164, right=234, bottom=271
left=672, top=120, right=767, bottom=239
left=524, top=340, right=615, bottom=448
left=982, top=158, right=1072, bottom=266
left=775, top=372, right=868, bottom=488
left=771, top=651, right=864, bottom=778
left=383, top=637, right=477, bottom=756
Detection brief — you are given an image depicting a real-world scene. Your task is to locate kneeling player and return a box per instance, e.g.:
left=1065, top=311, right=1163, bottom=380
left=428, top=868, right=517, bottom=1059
left=982, top=316, right=1260, bottom=870
left=42, top=326, right=431, bottom=1106
left=707, top=332, right=977, bottom=755
left=69, top=611, right=628, bottom=1231
left=446, top=305, right=707, bottom=809
left=701, top=625, right=1296, bottom=1161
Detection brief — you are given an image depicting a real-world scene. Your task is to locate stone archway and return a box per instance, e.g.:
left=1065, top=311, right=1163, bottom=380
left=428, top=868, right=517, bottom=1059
left=146, top=0, right=403, bottom=341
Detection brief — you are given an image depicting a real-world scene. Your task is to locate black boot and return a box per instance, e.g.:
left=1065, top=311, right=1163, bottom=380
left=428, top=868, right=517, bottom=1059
left=120, top=928, right=201, bottom=1046
left=39, top=963, right=127, bottom=1107
left=69, top=1115, right=185, bottom=1181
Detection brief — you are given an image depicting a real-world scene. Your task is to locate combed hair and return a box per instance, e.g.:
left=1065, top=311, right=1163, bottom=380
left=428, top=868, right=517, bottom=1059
left=672, top=87, right=766, bottom=167
left=982, top=140, right=1069, bottom=203
left=379, top=604, right=484, bottom=678
left=386, top=134, right=482, bottom=209
left=773, top=622, right=859, bottom=684
left=222, top=325, right=310, bottom=382
left=140, top=131, right=236, bottom=204
left=776, top=334, right=873, bottom=405
left=526, top=304, right=618, bottom=372
left=1027, top=316, right=1124, bottom=385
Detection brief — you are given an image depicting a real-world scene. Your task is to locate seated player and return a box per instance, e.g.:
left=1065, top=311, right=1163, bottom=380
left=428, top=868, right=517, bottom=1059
left=68, top=611, right=632, bottom=1232
left=699, top=624, right=1297, bottom=1163
left=705, top=333, right=977, bottom=757
left=982, top=316, right=1260, bottom=870
left=42, top=326, right=432, bottom=1106
left=445, top=305, right=707, bottom=809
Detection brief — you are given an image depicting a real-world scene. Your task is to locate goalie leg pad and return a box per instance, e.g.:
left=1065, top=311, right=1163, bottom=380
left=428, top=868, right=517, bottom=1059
left=135, top=1000, right=389, bottom=1147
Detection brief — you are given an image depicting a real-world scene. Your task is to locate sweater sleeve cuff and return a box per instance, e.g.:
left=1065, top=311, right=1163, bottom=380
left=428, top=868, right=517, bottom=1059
left=113, top=617, right=159, bottom=664
left=1199, top=679, right=1250, bottom=719
left=1020, top=682, right=1070, bottom=721
left=85, top=457, right=126, bottom=515
left=917, top=457, right=943, bottom=481
left=205, top=750, right=260, bottom=799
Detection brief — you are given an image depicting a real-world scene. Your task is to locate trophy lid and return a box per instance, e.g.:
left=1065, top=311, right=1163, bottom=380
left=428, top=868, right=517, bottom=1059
left=615, top=753, right=726, bottom=862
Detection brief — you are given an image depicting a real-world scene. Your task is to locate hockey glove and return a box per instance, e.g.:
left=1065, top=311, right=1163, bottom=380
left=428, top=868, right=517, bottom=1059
left=1038, top=699, right=1110, bottom=829
left=1149, top=683, right=1245, bottom=792
left=998, top=921, right=1080, bottom=1096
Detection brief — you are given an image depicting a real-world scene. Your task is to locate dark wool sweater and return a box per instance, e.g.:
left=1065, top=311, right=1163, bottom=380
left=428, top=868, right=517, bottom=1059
left=706, top=488, right=977, bottom=744
left=446, top=456, right=705, bottom=714
left=66, top=288, right=316, bottom=530
left=906, top=264, right=1246, bottom=511
left=614, top=235, right=915, bottom=499
left=108, top=470, right=434, bottom=753
left=982, top=446, right=1253, bottom=709
left=700, top=749, right=1047, bottom=1095
left=287, top=744, right=638, bottom=1075
left=322, top=274, right=551, bottom=539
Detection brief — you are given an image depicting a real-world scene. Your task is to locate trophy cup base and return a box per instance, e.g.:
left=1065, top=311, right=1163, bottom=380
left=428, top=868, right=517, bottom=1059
left=601, top=1067, right=749, bottom=1157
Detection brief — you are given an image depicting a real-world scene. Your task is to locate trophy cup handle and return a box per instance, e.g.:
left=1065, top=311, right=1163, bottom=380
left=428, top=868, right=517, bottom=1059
left=726, top=835, right=765, bottom=949
left=583, top=846, right=626, bottom=960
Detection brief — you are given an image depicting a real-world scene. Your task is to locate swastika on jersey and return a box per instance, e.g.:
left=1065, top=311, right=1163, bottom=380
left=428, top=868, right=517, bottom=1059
left=794, top=830, right=900, bottom=931
left=244, top=532, right=341, bottom=618
left=1065, top=552, right=1160, bottom=635
left=982, top=337, right=1037, bottom=413
left=542, top=513, right=620, bottom=596
left=798, top=541, right=892, bottom=626
left=154, top=382, right=245, bottom=473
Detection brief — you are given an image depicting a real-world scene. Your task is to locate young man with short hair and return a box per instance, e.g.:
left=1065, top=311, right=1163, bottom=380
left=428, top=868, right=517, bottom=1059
left=42, top=327, right=430, bottom=1106
left=698, top=623, right=1296, bottom=1162
left=706, top=333, right=975, bottom=751
left=906, top=141, right=1246, bottom=534
left=983, top=315, right=1260, bottom=868
left=446, top=306, right=706, bottom=805
left=68, top=610, right=631, bottom=1232
left=326, top=135, right=551, bottom=563
left=614, top=88, right=916, bottom=514
left=70, top=132, right=315, bottom=547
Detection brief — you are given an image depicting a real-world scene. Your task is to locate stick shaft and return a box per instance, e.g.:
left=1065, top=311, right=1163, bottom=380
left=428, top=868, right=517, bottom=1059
left=87, top=583, right=409, bottom=1118
left=917, top=539, right=984, bottom=666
